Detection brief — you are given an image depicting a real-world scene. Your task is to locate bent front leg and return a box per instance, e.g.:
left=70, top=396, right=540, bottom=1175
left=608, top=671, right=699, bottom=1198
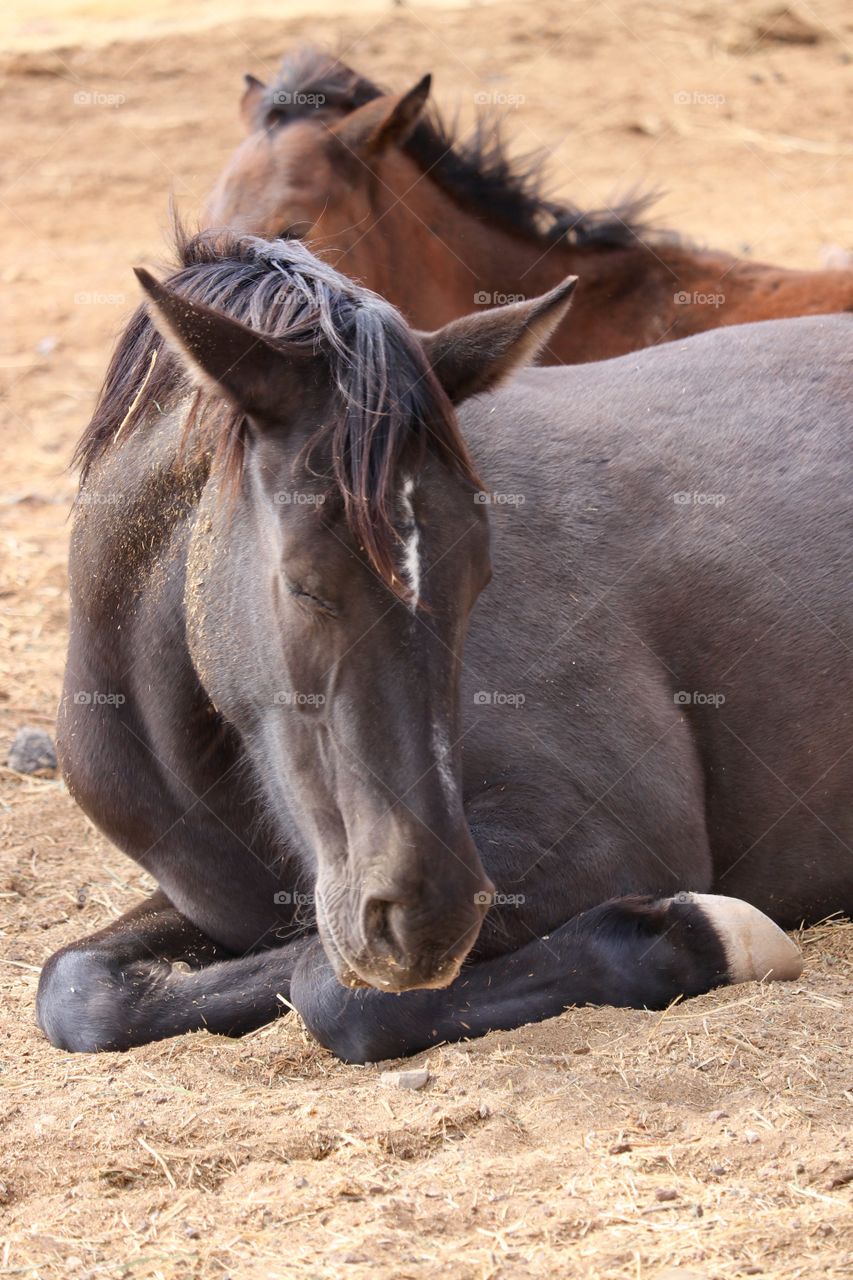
left=290, top=893, right=802, bottom=1064
left=37, top=890, right=314, bottom=1052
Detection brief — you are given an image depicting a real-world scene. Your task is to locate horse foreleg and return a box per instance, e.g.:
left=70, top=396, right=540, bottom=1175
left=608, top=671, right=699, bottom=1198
left=290, top=893, right=802, bottom=1064
left=37, top=890, right=313, bottom=1052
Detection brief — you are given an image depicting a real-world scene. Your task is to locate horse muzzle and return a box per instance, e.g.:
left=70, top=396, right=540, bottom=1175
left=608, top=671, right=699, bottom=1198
left=318, top=871, right=494, bottom=993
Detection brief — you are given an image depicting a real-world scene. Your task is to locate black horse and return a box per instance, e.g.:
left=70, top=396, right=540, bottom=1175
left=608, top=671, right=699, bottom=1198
left=38, top=230, right=851, bottom=1061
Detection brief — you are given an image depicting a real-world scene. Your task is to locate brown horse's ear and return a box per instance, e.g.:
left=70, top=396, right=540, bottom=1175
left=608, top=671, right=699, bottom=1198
left=134, top=267, right=313, bottom=422
left=330, top=75, right=431, bottom=156
left=241, top=73, right=267, bottom=130
left=419, top=278, right=578, bottom=405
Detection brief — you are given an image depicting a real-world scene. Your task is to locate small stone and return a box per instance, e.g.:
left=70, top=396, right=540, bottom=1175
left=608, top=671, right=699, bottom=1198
left=36, top=336, right=58, bottom=357
left=655, top=1187, right=679, bottom=1202
left=754, top=9, right=820, bottom=47
left=7, top=727, right=57, bottom=775
left=630, top=114, right=662, bottom=137
left=379, top=1067, right=429, bottom=1090
left=743, top=1129, right=760, bottom=1144
left=610, top=1142, right=632, bottom=1154
left=478, top=1102, right=491, bottom=1118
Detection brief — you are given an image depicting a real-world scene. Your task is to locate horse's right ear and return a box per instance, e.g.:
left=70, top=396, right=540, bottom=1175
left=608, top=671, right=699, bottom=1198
left=241, top=73, right=267, bottom=130
left=419, top=278, right=577, bottom=405
left=330, top=76, right=431, bottom=157
left=134, top=268, right=314, bottom=423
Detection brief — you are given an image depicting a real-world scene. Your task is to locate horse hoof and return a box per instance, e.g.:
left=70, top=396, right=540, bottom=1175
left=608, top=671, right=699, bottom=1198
left=687, top=893, right=803, bottom=983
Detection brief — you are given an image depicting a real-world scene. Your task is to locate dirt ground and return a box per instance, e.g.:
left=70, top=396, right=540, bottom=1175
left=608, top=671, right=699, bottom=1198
left=1, top=0, right=852, bottom=1276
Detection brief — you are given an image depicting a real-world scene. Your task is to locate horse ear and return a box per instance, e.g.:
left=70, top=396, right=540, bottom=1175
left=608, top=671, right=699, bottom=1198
left=419, top=278, right=578, bottom=405
left=241, top=73, right=267, bottom=130
left=330, top=75, right=431, bottom=156
left=134, top=267, right=312, bottom=422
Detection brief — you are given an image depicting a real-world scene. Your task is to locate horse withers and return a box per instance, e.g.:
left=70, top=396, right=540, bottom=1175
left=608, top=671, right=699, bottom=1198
left=37, top=231, right=850, bottom=1062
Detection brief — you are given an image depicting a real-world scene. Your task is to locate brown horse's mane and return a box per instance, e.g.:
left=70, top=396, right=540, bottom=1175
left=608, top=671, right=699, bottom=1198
left=75, top=227, right=480, bottom=597
left=253, top=46, right=658, bottom=249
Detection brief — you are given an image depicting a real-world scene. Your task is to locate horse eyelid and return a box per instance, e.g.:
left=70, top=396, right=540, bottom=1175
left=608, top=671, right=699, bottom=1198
left=288, top=583, right=338, bottom=615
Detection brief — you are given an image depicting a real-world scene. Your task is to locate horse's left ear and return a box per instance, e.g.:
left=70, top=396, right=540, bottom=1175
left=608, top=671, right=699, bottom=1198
left=419, top=278, right=578, bottom=405
left=241, top=73, right=267, bottom=130
left=134, top=268, right=315, bottom=423
left=330, top=76, right=431, bottom=156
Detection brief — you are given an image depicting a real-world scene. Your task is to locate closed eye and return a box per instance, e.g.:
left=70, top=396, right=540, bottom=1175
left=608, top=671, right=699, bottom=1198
left=288, top=583, right=338, bottom=616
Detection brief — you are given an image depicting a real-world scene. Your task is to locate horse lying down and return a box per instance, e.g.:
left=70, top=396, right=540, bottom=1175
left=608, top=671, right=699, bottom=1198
left=38, top=231, right=851, bottom=1062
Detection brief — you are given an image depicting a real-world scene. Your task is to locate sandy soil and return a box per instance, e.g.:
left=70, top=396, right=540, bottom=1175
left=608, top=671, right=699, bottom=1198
left=1, top=0, right=852, bottom=1275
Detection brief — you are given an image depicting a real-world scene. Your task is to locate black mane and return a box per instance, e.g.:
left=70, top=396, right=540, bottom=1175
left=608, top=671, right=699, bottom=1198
left=250, top=46, right=657, bottom=249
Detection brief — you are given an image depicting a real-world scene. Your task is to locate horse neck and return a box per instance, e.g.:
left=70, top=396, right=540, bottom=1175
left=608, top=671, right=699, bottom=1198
left=350, top=164, right=794, bottom=362
left=408, top=198, right=773, bottom=364
left=356, top=172, right=702, bottom=362
left=342, top=172, right=567, bottom=329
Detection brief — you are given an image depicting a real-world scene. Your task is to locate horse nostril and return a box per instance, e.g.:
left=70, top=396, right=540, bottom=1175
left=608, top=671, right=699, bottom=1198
left=361, top=895, right=407, bottom=965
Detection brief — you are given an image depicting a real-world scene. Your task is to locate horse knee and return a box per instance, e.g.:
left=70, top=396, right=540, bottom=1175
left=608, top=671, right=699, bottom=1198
left=37, top=946, right=137, bottom=1053
left=290, top=963, right=395, bottom=1064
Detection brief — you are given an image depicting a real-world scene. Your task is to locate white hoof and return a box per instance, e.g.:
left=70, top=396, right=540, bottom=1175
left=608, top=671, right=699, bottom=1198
left=687, top=893, right=803, bottom=983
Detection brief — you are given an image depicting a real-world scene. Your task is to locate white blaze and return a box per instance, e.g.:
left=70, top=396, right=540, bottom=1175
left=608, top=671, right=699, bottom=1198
left=431, top=721, right=459, bottom=805
left=399, top=478, right=459, bottom=804
left=400, top=476, right=421, bottom=609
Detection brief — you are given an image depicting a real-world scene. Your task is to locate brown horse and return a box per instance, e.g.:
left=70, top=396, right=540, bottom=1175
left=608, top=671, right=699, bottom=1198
left=205, top=47, right=853, bottom=364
